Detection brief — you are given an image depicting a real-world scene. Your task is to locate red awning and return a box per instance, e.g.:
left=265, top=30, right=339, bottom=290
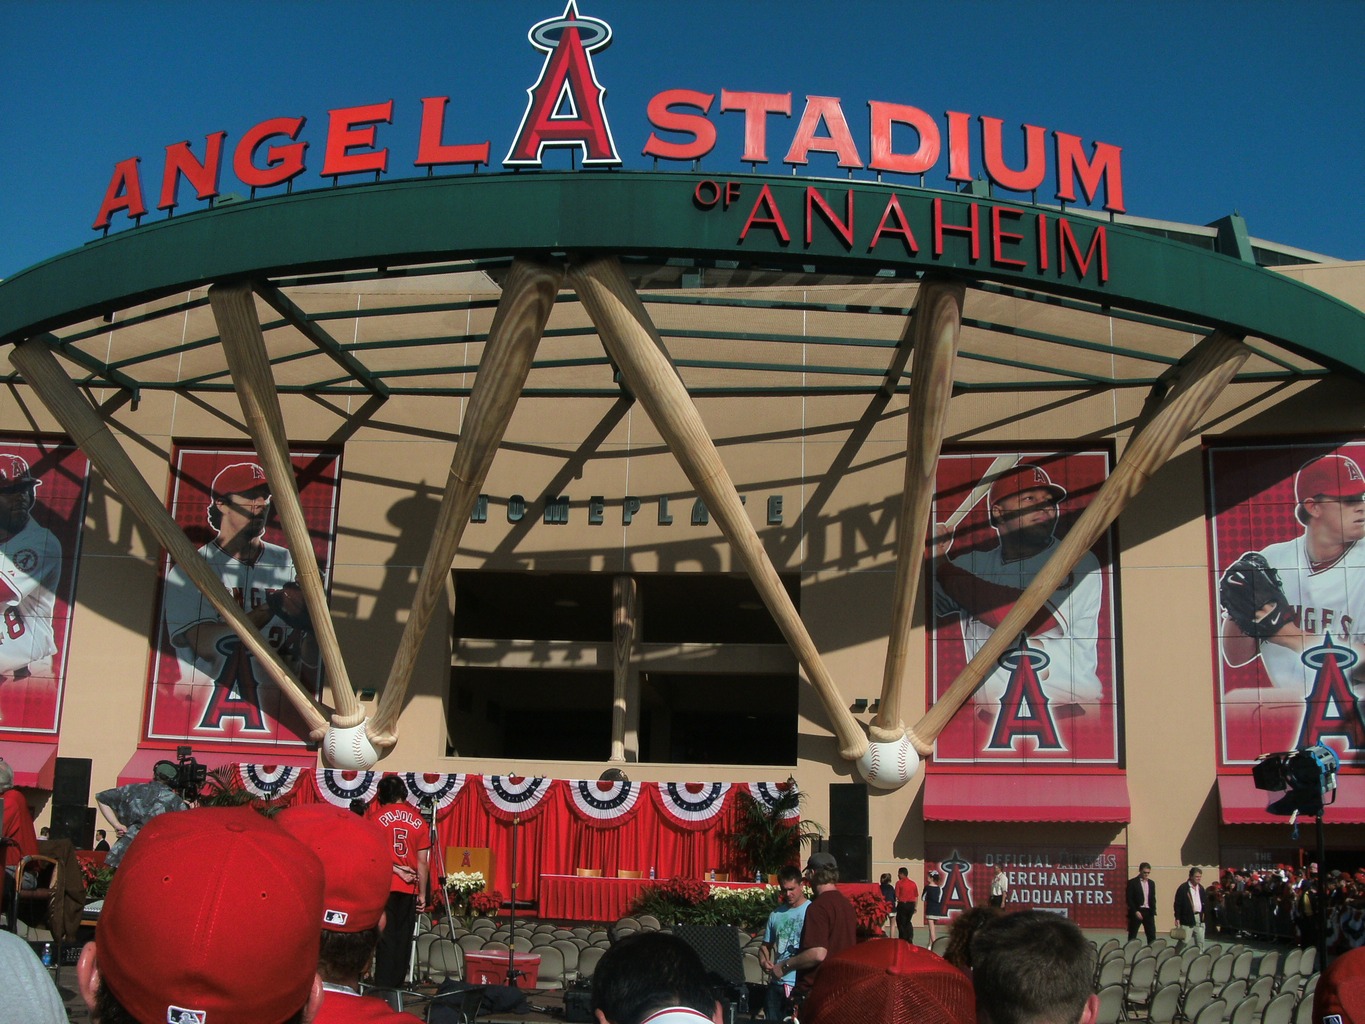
left=1217, top=774, right=1365, bottom=825
left=117, top=745, right=317, bottom=786
left=0, top=740, right=58, bottom=789
left=923, top=772, right=1130, bottom=822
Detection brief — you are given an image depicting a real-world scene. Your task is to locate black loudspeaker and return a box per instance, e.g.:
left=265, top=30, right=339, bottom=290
left=827, top=834, right=871, bottom=883
left=674, top=924, right=747, bottom=1024
left=828, top=782, right=868, bottom=836
left=52, top=756, right=92, bottom=807
left=49, top=804, right=96, bottom=849
left=674, top=924, right=746, bottom=987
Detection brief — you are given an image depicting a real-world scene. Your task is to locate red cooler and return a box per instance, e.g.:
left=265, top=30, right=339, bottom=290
left=464, top=951, right=542, bottom=989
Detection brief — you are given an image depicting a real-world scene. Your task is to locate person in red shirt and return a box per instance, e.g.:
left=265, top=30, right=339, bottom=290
left=372, top=775, right=430, bottom=989
left=279, top=803, right=412, bottom=1022
left=894, top=866, right=920, bottom=943
left=782, top=852, right=857, bottom=1000
left=1, top=759, right=39, bottom=925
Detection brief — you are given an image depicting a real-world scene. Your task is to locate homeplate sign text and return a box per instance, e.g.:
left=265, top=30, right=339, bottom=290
left=94, top=1, right=1125, bottom=230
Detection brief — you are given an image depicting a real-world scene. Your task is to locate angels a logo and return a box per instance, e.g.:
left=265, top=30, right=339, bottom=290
left=987, top=635, right=1064, bottom=751
left=1297, top=633, right=1365, bottom=750
left=938, top=850, right=975, bottom=914
left=505, top=0, right=621, bottom=167
left=198, top=638, right=268, bottom=731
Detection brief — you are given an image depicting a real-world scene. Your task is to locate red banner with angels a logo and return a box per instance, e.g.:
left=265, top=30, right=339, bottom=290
left=144, top=444, right=341, bottom=751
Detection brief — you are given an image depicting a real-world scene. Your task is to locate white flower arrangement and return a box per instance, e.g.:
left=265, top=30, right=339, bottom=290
left=710, top=884, right=780, bottom=900
left=444, top=870, right=487, bottom=897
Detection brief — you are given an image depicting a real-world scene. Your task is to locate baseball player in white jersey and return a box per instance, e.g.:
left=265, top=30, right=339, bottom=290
left=933, top=463, right=1104, bottom=715
left=162, top=462, right=317, bottom=735
left=0, top=454, right=61, bottom=693
left=1219, top=454, right=1365, bottom=748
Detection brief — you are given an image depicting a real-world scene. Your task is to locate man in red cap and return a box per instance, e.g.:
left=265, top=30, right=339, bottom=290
left=1314, top=943, right=1365, bottom=1024
left=278, top=803, right=412, bottom=1022
left=162, top=459, right=318, bottom=738
left=802, top=938, right=974, bottom=1024
left=932, top=460, right=1104, bottom=738
left=1220, top=452, right=1365, bottom=751
left=76, top=804, right=326, bottom=1024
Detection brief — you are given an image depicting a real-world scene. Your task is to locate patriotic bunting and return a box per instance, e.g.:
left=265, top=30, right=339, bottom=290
left=316, top=769, right=379, bottom=808
left=237, top=764, right=302, bottom=801
left=567, top=778, right=642, bottom=826
left=480, top=775, right=553, bottom=821
left=656, top=781, right=731, bottom=829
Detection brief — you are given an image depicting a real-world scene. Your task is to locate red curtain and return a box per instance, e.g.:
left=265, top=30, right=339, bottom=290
left=268, top=771, right=776, bottom=903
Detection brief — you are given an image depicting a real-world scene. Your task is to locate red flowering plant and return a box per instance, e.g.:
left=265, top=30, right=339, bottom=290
left=849, top=890, right=893, bottom=938
left=469, top=889, right=504, bottom=917
left=657, top=877, right=712, bottom=906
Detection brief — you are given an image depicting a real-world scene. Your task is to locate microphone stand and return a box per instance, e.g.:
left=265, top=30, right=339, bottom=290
left=505, top=814, right=523, bottom=988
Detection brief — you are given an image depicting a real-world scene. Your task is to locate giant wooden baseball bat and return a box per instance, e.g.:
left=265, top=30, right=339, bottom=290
left=870, top=278, right=964, bottom=743
left=570, top=255, right=868, bottom=762
left=368, top=259, right=563, bottom=746
left=9, top=337, right=329, bottom=735
left=610, top=575, right=638, bottom=763
left=210, top=282, right=363, bottom=727
left=906, top=329, right=1250, bottom=755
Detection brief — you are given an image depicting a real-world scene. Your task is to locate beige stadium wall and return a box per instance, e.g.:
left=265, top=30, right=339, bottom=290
left=9, top=260, right=1365, bottom=909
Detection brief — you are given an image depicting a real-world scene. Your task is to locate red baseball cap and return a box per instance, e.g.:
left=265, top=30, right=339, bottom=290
left=277, top=803, right=393, bottom=932
left=0, top=453, right=37, bottom=489
left=804, top=938, right=975, bottom=1024
left=211, top=461, right=269, bottom=500
left=1296, top=454, right=1365, bottom=523
left=98, top=805, right=324, bottom=1024
left=1316, top=946, right=1365, bottom=1024
left=988, top=463, right=1066, bottom=509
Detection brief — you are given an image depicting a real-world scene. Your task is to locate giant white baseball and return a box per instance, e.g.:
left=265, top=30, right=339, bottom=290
left=322, top=719, right=380, bottom=771
left=856, top=734, right=920, bottom=790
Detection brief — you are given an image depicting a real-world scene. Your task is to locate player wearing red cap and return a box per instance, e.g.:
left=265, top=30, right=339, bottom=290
left=76, top=805, right=326, bottom=1024
left=278, top=803, right=412, bottom=1022
left=1220, top=452, right=1365, bottom=752
left=932, top=461, right=1104, bottom=746
left=162, top=460, right=318, bottom=738
left=0, top=452, right=62, bottom=703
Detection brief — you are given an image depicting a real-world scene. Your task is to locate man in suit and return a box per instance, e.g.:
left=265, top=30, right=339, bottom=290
left=1173, top=867, right=1207, bottom=950
left=1126, top=862, right=1157, bottom=942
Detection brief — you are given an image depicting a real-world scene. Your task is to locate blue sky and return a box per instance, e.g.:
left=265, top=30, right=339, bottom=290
left=3, top=0, right=1362, bottom=280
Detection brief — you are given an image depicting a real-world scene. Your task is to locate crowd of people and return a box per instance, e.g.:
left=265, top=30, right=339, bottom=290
left=1209, top=863, right=1365, bottom=955
left=12, top=766, right=1365, bottom=1024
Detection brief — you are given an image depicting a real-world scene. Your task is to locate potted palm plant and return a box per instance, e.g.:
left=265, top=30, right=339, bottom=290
left=727, top=787, right=822, bottom=880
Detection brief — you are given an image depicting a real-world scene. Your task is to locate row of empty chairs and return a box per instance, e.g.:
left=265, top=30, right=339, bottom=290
left=413, top=912, right=673, bottom=989
left=1088, top=936, right=1322, bottom=1024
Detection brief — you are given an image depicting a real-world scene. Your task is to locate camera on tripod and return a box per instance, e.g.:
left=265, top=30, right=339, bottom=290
left=1253, top=744, right=1339, bottom=816
left=153, top=745, right=208, bottom=803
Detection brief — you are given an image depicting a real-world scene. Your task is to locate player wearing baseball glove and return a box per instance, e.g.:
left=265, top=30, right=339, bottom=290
left=1219, top=552, right=1292, bottom=641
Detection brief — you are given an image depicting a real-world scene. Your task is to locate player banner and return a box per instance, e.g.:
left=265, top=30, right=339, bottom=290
left=924, top=842, right=1127, bottom=930
left=0, top=437, right=89, bottom=736
left=1208, top=440, right=1365, bottom=768
left=928, top=449, right=1120, bottom=765
left=144, top=445, right=341, bottom=749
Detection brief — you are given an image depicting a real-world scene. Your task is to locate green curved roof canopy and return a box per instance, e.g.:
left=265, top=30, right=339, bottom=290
left=1, top=172, right=1362, bottom=394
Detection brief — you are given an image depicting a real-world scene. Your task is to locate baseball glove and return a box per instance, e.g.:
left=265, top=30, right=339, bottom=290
left=1218, top=552, right=1291, bottom=640
left=266, top=581, right=313, bottom=631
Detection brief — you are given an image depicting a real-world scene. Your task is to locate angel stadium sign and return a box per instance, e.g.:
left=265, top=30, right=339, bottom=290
left=92, top=0, right=1125, bottom=230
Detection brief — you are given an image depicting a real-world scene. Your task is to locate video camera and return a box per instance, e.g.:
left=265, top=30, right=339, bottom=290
left=1253, top=744, right=1338, bottom=816
left=152, top=745, right=208, bottom=803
